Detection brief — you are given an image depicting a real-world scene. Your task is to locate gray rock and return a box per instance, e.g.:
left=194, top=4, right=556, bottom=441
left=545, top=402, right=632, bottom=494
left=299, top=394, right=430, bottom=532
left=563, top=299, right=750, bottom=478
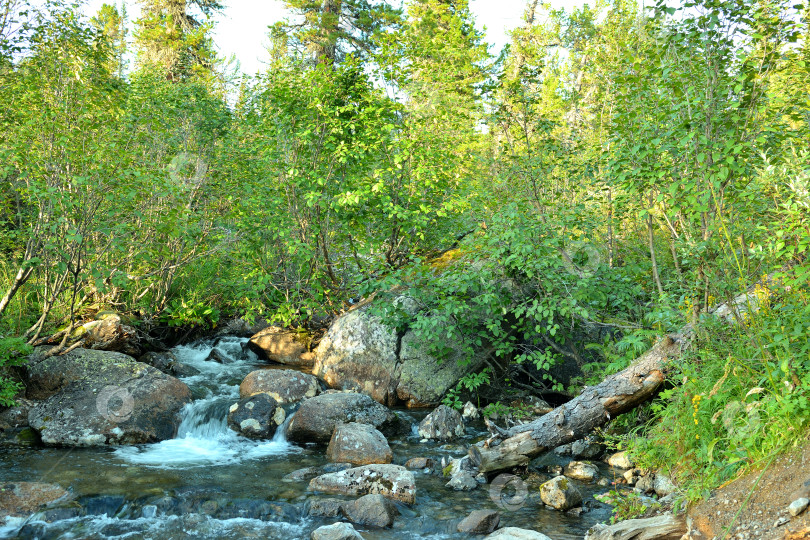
left=417, top=405, right=465, bottom=441
left=571, top=438, right=604, bottom=459
left=462, top=401, right=480, bottom=421
left=457, top=509, right=500, bottom=534
left=309, top=464, right=416, bottom=504
left=311, top=522, right=364, bottom=540
left=789, top=497, right=809, bottom=517
left=313, top=305, right=488, bottom=407
left=239, top=369, right=319, bottom=404
left=654, top=474, right=677, bottom=497
left=307, top=498, right=345, bottom=517
left=539, top=475, right=582, bottom=511
left=327, top=422, right=392, bottom=465
left=553, top=443, right=573, bottom=456
left=285, top=463, right=353, bottom=482
left=341, top=493, right=398, bottom=528
left=485, top=528, right=553, bottom=540
left=446, top=471, right=479, bottom=491
left=564, top=461, right=599, bottom=483
left=0, top=398, right=34, bottom=429
left=226, top=394, right=280, bottom=439
left=26, top=348, right=191, bottom=446
left=287, top=392, right=398, bottom=443
left=635, top=473, right=656, bottom=494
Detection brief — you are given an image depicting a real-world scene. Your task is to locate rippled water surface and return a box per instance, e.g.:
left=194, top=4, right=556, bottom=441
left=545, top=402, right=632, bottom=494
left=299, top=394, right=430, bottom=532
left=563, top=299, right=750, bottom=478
left=0, top=337, right=616, bottom=539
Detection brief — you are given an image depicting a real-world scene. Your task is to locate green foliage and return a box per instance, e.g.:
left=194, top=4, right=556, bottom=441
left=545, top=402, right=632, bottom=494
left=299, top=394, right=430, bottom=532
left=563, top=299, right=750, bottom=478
left=595, top=489, right=660, bottom=523
left=0, top=336, right=30, bottom=407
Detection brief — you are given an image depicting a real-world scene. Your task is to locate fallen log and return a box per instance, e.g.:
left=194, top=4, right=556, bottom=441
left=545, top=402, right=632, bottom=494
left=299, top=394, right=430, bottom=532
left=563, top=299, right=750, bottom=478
left=584, top=514, right=687, bottom=540
left=469, top=280, right=771, bottom=474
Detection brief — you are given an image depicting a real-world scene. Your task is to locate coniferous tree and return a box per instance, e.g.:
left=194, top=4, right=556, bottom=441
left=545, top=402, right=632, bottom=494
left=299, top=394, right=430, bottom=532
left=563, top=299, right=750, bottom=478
left=135, top=0, right=222, bottom=80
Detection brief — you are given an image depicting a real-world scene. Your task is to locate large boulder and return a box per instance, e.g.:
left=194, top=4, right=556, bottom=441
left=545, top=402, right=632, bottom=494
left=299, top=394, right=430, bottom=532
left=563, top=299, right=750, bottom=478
left=417, top=405, right=465, bottom=441
left=26, top=348, right=191, bottom=446
left=239, top=369, right=319, bottom=404
left=326, top=422, right=392, bottom=465
left=0, top=482, right=73, bottom=518
left=313, top=305, right=487, bottom=408
left=247, top=326, right=314, bottom=366
left=286, top=392, right=398, bottom=444
left=227, top=394, right=284, bottom=439
left=309, top=464, right=416, bottom=504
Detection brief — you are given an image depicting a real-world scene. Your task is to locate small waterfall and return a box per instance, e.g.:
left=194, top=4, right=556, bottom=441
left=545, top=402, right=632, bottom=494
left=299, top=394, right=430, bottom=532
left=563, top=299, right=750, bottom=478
left=272, top=411, right=294, bottom=443
left=116, top=337, right=297, bottom=467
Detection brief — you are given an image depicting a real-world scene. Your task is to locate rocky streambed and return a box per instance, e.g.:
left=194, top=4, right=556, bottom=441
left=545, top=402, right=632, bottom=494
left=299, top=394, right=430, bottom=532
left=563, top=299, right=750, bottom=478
left=0, top=337, right=635, bottom=539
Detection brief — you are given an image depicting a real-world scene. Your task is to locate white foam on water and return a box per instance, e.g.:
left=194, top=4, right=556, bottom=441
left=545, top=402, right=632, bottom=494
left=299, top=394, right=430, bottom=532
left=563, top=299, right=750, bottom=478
left=1, top=513, right=310, bottom=540
left=115, top=337, right=298, bottom=468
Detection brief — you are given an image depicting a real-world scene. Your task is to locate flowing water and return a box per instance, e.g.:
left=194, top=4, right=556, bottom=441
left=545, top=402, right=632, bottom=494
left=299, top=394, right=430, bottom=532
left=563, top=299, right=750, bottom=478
left=0, top=337, right=614, bottom=539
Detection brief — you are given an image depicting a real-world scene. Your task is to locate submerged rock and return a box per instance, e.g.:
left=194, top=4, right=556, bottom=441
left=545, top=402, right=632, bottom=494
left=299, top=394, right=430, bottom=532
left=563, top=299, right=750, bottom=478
left=0, top=482, right=73, bottom=518
left=26, top=348, right=191, bottom=446
left=457, top=509, right=500, bottom=534
left=287, top=392, right=398, bottom=443
left=417, top=405, right=465, bottom=441
left=404, top=457, right=434, bottom=470
left=309, top=464, right=416, bottom=504
left=239, top=369, right=319, bottom=404
left=326, top=422, right=392, bottom=465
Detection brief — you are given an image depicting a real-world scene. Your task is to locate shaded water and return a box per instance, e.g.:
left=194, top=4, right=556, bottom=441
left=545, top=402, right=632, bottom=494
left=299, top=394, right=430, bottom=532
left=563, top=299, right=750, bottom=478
left=0, top=337, right=615, bottom=539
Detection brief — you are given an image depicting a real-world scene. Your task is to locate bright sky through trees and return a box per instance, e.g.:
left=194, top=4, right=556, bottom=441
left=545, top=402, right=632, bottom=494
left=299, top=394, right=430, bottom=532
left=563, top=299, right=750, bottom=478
left=80, top=0, right=588, bottom=74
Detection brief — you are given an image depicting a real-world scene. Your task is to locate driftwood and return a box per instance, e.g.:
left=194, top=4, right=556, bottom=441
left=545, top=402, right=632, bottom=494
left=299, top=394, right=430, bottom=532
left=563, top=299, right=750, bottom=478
left=469, top=281, right=771, bottom=474
left=584, top=514, right=687, bottom=540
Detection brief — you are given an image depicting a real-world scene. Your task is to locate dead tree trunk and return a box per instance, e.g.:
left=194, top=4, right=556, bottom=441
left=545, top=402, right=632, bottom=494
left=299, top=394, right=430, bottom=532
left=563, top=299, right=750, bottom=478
left=469, top=283, right=769, bottom=474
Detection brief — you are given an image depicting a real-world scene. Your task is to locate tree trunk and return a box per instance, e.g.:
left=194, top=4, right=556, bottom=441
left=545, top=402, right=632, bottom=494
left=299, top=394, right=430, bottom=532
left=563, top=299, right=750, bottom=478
left=469, top=282, right=769, bottom=474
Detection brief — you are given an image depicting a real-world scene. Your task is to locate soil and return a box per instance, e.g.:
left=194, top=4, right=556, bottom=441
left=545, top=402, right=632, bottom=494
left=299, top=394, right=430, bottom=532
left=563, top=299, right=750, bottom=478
left=687, top=442, right=810, bottom=540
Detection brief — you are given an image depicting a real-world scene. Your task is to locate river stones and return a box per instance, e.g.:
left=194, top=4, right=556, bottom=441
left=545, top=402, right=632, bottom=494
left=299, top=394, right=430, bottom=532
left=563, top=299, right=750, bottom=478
left=341, top=493, right=399, bottom=528
left=571, top=437, right=604, bottom=459
left=287, top=392, right=398, bottom=443
left=485, top=528, right=553, bottom=540
left=239, top=369, right=319, bottom=404
left=564, top=461, right=599, bottom=482
left=308, top=464, right=416, bottom=504
left=326, top=422, right=392, bottom=465
left=457, top=509, right=500, bottom=534
left=0, top=482, right=73, bottom=518
left=247, top=326, right=314, bottom=367
left=26, top=348, right=191, bottom=446
left=227, top=394, right=283, bottom=439
left=540, top=475, right=582, bottom=511
left=311, top=522, right=364, bottom=540
left=404, top=457, right=434, bottom=470
left=417, top=405, right=465, bottom=441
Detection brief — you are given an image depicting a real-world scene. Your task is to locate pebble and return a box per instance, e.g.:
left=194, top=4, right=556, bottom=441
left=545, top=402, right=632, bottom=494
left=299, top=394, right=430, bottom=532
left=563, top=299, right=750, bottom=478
left=788, top=497, right=809, bottom=517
